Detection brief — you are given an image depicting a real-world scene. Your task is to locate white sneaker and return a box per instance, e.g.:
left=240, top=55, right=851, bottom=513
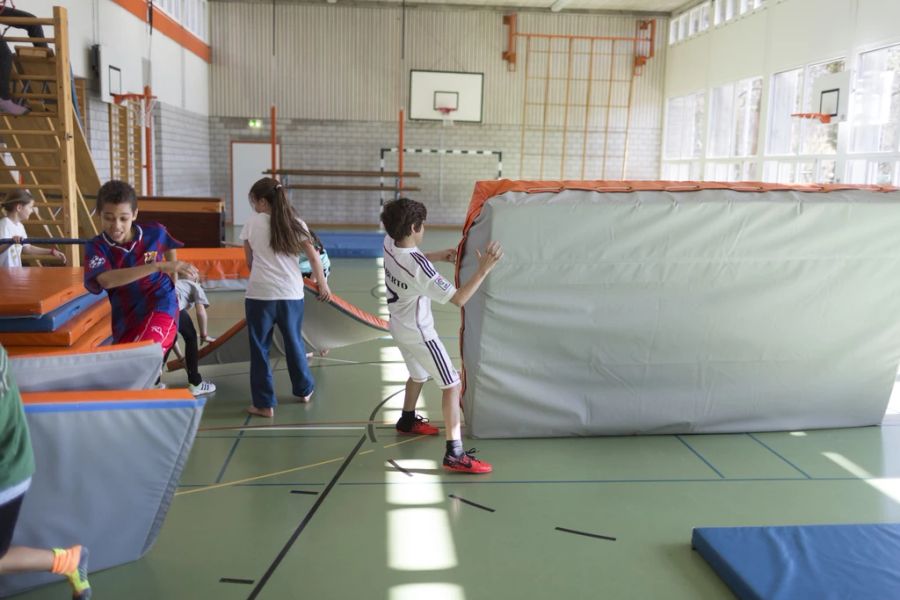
left=155, top=382, right=167, bottom=390
left=0, top=98, right=28, bottom=116
left=188, top=381, right=216, bottom=396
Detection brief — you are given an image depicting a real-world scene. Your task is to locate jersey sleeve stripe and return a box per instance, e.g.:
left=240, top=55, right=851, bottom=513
left=411, top=252, right=437, bottom=277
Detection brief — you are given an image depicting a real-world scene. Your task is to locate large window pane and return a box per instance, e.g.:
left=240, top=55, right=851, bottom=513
left=664, top=91, right=705, bottom=159
left=852, top=44, right=900, bottom=153
left=800, top=59, right=844, bottom=154
left=709, top=77, right=761, bottom=158
left=766, top=69, right=802, bottom=155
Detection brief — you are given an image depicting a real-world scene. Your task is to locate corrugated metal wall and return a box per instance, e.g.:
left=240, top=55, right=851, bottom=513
left=210, top=2, right=667, bottom=126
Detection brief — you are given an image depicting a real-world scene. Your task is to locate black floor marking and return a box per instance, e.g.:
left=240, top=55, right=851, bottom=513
left=555, top=527, right=616, bottom=541
left=367, top=388, right=404, bottom=442
left=220, top=578, right=254, bottom=584
left=215, top=414, right=252, bottom=483
left=388, top=459, right=413, bottom=477
left=449, top=494, right=495, bottom=512
left=247, top=435, right=367, bottom=600
left=289, top=490, right=319, bottom=495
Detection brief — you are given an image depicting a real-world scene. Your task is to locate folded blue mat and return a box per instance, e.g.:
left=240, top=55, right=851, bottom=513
left=692, top=523, right=900, bottom=599
left=0, top=291, right=106, bottom=332
left=318, top=232, right=383, bottom=258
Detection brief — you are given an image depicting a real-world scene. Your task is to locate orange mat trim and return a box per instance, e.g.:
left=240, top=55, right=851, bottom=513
left=22, top=388, right=194, bottom=404
left=0, top=301, right=111, bottom=347
left=0, top=267, right=88, bottom=316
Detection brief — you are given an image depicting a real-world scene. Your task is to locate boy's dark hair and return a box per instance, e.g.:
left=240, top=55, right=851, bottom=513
left=1, top=189, right=32, bottom=213
left=96, top=180, right=138, bottom=213
left=381, top=197, right=427, bottom=241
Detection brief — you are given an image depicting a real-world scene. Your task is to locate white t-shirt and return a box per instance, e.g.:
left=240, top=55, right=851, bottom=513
left=175, top=278, right=210, bottom=312
left=382, top=235, right=457, bottom=344
left=240, top=212, right=308, bottom=300
left=0, top=218, right=26, bottom=267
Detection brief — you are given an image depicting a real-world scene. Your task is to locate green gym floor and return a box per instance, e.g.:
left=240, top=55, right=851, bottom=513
left=15, top=231, right=900, bottom=599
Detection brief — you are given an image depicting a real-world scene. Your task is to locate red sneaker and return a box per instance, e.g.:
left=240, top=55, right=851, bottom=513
left=396, top=414, right=439, bottom=436
left=443, top=449, right=493, bottom=474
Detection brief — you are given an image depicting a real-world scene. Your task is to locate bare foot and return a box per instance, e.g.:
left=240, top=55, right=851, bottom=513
left=306, top=349, right=330, bottom=359
left=298, top=391, right=313, bottom=404
left=246, top=406, right=274, bottom=418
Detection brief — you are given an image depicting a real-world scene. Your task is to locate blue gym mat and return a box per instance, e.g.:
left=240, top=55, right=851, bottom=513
left=0, top=291, right=106, bottom=332
left=692, top=523, right=900, bottom=599
left=318, top=232, right=383, bottom=258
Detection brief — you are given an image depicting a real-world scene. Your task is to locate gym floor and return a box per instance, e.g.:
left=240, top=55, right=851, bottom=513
left=15, top=231, right=900, bottom=599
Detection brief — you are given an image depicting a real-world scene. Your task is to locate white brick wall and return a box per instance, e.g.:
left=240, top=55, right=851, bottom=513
left=209, top=118, right=662, bottom=226
left=153, top=103, right=212, bottom=196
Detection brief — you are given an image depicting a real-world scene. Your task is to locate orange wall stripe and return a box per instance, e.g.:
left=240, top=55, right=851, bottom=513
left=112, top=0, right=211, bottom=63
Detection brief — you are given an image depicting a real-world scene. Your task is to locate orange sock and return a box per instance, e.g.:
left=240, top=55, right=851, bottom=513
left=50, top=545, right=81, bottom=575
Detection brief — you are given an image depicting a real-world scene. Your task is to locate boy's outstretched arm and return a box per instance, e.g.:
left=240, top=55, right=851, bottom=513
left=425, top=248, right=457, bottom=264
left=95, top=260, right=197, bottom=289
left=449, top=241, right=503, bottom=307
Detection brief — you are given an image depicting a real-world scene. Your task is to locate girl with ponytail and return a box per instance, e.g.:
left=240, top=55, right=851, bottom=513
left=241, top=177, right=332, bottom=418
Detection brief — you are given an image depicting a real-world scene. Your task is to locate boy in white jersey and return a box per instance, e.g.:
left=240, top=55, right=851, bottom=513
left=381, top=198, right=503, bottom=473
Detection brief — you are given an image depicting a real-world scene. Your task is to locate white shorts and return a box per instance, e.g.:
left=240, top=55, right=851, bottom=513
left=397, top=337, right=460, bottom=389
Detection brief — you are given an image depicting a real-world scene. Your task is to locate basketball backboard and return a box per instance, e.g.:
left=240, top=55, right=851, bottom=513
left=409, top=70, right=483, bottom=123
left=812, top=70, right=850, bottom=122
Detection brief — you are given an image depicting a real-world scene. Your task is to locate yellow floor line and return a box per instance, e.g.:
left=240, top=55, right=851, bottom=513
left=177, top=448, right=375, bottom=497
left=382, top=435, right=431, bottom=449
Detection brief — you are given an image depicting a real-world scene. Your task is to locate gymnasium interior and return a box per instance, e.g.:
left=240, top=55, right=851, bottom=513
left=3, top=0, right=900, bottom=598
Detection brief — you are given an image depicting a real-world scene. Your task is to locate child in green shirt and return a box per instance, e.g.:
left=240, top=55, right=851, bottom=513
left=0, top=345, right=92, bottom=598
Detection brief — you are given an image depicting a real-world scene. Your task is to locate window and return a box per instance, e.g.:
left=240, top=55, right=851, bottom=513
left=664, top=92, right=706, bottom=159
left=801, top=59, right=844, bottom=155
left=850, top=44, right=900, bottom=154
left=152, top=0, right=208, bottom=42
left=708, top=77, right=762, bottom=158
left=766, top=69, right=802, bottom=155
left=662, top=91, right=706, bottom=180
left=669, top=2, right=711, bottom=45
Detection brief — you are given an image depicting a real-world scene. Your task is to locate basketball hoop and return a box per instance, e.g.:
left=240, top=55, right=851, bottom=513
left=437, top=107, right=456, bottom=127
left=791, top=112, right=832, bottom=124
left=112, top=92, right=158, bottom=127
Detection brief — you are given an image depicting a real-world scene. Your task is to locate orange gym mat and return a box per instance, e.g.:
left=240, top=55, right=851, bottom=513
left=0, top=267, right=90, bottom=316
left=176, top=247, right=249, bottom=284
left=0, top=300, right=110, bottom=346
left=4, top=314, right=111, bottom=357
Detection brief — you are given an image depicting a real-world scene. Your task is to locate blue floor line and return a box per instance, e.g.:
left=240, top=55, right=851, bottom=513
left=214, top=414, right=251, bottom=483
left=747, top=433, right=812, bottom=479
left=675, top=435, right=725, bottom=479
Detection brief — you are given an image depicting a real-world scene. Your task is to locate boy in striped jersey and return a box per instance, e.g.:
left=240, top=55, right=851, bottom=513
left=381, top=198, right=503, bottom=473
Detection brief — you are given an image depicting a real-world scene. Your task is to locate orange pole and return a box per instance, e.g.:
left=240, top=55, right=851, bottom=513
left=270, top=104, right=277, bottom=178
left=398, top=108, right=404, bottom=196
left=144, top=85, right=153, bottom=195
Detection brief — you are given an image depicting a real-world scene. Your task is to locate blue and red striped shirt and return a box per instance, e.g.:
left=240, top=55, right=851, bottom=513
left=84, top=223, right=183, bottom=343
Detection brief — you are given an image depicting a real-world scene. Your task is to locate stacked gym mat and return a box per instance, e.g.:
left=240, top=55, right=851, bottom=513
left=0, top=267, right=111, bottom=356
left=0, top=269, right=203, bottom=596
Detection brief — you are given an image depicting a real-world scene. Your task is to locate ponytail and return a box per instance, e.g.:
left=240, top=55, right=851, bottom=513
left=249, top=177, right=309, bottom=255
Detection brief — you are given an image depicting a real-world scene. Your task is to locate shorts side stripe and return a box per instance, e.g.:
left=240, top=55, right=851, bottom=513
left=425, top=339, right=454, bottom=385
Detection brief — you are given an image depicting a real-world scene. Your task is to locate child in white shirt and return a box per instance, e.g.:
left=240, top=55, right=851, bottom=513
left=0, top=190, right=66, bottom=267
